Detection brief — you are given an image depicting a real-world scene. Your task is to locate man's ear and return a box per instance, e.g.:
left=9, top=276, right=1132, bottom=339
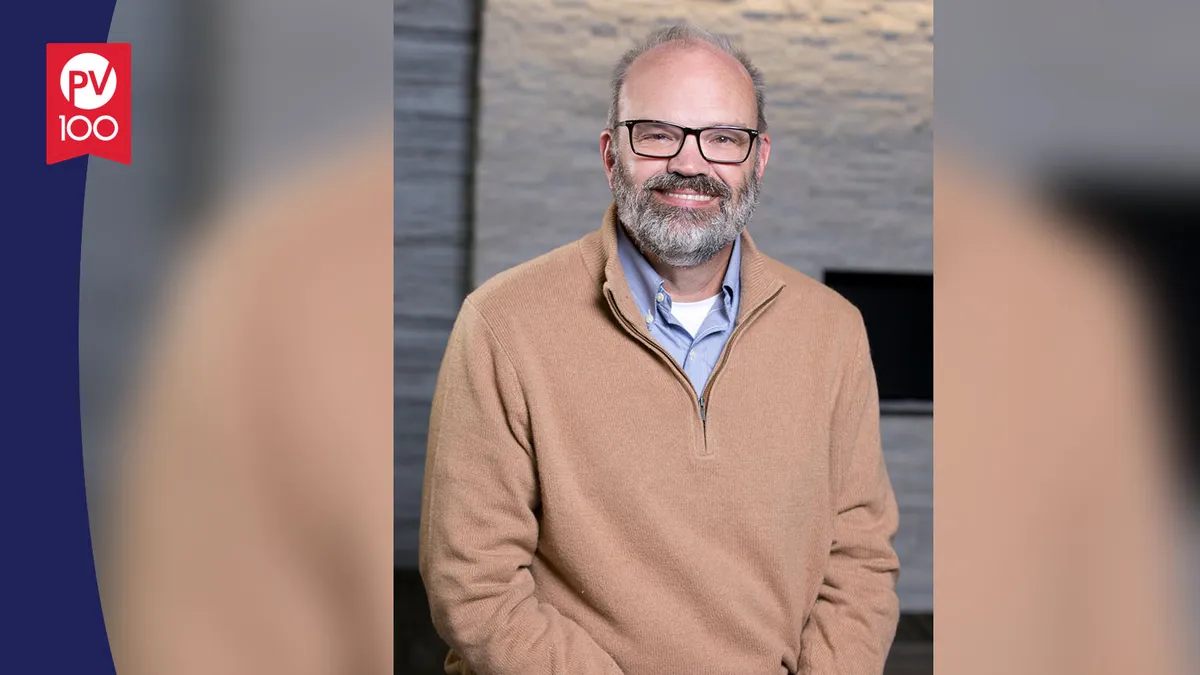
left=600, top=129, right=617, bottom=189
left=755, top=133, right=771, bottom=181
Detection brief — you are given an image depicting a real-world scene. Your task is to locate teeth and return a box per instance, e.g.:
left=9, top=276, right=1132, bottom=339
left=665, top=192, right=715, bottom=201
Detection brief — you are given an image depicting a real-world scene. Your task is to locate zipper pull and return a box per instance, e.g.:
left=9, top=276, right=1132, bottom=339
left=698, top=395, right=706, bottom=423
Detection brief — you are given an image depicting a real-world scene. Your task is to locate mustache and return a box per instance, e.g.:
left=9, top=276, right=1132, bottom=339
left=641, top=172, right=732, bottom=200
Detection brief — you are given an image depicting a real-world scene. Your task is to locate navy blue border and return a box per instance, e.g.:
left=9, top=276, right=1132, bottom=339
left=1, top=1, right=118, bottom=671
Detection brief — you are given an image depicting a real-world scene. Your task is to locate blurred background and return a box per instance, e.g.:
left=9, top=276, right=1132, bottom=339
left=396, top=0, right=933, bottom=672
left=82, top=0, right=388, bottom=551
left=80, top=0, right=392, bottom=673
left=937, top=0, right=1199, bottom=672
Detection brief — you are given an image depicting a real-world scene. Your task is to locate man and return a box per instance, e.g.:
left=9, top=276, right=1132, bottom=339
left=420, top=24, right=900, bottom=675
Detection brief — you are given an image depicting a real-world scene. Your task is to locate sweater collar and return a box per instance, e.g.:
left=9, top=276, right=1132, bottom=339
left=585, top=201, right=784, bottom=330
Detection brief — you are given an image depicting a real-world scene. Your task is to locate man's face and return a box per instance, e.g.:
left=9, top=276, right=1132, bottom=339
left=602, top=43, right=771, bottom=268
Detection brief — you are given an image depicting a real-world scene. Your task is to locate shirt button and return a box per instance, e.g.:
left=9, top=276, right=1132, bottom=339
left=646, top=313, right=654, bottom=324
left=656, top=292, right=665, bottom=303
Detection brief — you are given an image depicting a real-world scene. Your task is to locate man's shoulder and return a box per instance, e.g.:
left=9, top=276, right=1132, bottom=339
left=760, top=253, right=865, bottom=333
left=466, top=231, right=599, bottom=319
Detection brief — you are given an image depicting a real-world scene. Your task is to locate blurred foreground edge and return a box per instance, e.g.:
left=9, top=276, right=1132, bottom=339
left=101, top=122, right=394, bottom=675
left=934, top=149, right=1192, bottom=675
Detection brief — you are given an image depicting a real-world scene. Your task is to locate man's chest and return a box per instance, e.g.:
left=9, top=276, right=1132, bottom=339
left=517, top=319, right=837, bottom=521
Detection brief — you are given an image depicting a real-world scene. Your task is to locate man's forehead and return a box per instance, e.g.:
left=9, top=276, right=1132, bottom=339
left=628, top=41, right=748, bottom=86
left=620, top=42, right=757, bottom=126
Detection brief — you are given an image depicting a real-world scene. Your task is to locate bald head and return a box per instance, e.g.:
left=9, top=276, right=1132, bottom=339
left=619, top=41, right=760, bottom=135
left=607, top=24, right=767, bottom=133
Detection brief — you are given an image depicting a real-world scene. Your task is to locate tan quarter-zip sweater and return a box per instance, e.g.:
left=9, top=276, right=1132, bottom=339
left=420, top=203, right=900, bottom=675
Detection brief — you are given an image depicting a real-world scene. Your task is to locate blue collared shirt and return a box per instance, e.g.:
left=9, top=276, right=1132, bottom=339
left=616, top=225, right=742, bottom=395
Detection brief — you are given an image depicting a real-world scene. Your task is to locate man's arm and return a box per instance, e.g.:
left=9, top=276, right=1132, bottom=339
left=799, top=315, right=901, bottom=675
left=419, top=299, right=625, bottom=675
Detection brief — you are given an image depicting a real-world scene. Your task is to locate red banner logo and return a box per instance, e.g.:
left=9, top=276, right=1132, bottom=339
left=46, top=43, right=131, bottom=165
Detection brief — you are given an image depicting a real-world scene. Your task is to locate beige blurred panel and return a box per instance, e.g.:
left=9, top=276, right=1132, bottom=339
left=103, top=124, right=393, bottom=675
left=935, top=151, right=1189, bottom=675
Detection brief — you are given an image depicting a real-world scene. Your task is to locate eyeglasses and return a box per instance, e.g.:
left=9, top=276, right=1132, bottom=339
left=616, top=119, right=760, bottom=164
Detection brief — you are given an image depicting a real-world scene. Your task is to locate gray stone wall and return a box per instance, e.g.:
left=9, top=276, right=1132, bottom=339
left=473, top=0, right=932, bottom=282
left=471, top=0, right=932, bottom=609
left=394, top=0, right=479, bottom=567
left=881, top=416, right=933, bottom=608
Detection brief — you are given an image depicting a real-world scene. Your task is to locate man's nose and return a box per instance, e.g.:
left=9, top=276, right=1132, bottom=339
left=666, top=133, right=709, bottom=176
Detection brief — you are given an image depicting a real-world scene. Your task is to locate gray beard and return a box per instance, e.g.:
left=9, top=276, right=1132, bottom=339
left=610, top=153, right=760, bottom=268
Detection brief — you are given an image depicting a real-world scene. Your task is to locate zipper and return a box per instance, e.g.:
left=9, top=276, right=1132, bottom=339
left=605, top=288, right=699, bottom=414
left=695, top=286, right=784, bottom=428
left=605, top=285, right=783, bottom=454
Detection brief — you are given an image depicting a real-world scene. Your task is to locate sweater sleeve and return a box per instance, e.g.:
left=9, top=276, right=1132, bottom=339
left=799, top=314, right=901, bottom=675
left=419, top=299, right=626, bottom=675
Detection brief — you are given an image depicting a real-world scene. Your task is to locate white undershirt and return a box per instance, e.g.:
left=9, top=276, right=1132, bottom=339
left=669, top=294, right=720, bottom=338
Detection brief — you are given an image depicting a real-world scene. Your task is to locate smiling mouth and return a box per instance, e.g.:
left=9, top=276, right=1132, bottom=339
left=655, top=190, right=719, bottom=205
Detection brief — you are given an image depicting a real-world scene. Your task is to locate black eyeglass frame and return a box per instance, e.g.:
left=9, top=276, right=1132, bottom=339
left=615, top=119, right=761, bottom=164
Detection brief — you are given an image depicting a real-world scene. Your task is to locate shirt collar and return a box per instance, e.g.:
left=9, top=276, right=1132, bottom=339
left=616, top=223, right=742, bottom=318
left=721, top=235, right=742, bottom=311
left=590, top=203, right=785, bottom=336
